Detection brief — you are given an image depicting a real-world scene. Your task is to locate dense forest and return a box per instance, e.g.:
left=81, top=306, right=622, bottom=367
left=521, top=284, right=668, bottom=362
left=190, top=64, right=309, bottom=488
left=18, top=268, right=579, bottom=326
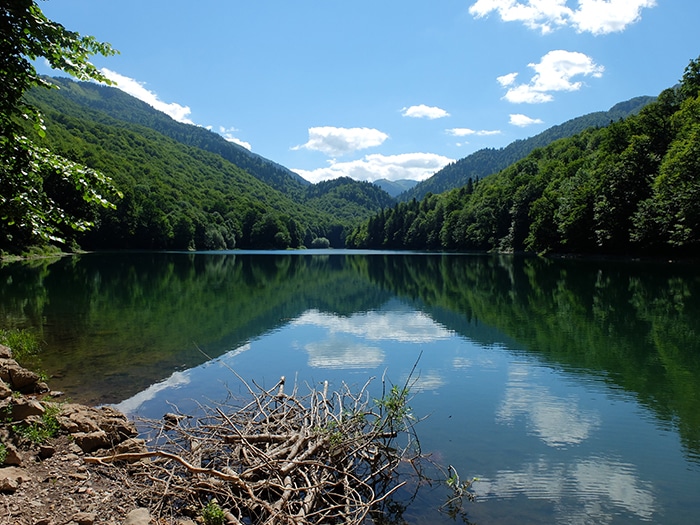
left=16, top=79, right=395, bottom=251
left=348, top=57, right=700, bottom=257
left=398, top=96, right=655, bottom=202
left=6, top=56, right=698, bottom=255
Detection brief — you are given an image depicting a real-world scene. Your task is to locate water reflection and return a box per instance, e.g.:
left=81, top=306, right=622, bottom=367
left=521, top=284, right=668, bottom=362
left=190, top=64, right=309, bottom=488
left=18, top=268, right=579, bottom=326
left=497, top=364, right=601, bottom=447
left=302, top=337, right=385, bottom=369
left=477, top=456, right=655, bottom=523
left=2, top=252, right=700, bottom=523
left=292, top=307, right=453, bottom=344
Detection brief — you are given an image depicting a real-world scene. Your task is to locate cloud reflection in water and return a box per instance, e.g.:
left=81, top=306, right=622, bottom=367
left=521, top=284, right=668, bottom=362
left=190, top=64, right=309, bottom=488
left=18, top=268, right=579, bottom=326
left=292, top=309, right=453, bottom=343
left=476, top=456, right=655, bottom=523
left=497, top=364, right=601, bottom=447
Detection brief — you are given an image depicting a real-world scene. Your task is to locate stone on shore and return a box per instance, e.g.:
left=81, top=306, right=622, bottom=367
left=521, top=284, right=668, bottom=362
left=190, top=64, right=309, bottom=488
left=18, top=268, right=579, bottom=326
left=122, top=507, right=151, bottom=525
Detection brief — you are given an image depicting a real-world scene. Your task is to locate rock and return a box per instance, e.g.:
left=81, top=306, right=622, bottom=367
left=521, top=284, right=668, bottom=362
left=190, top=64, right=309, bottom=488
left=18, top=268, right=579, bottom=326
left=98, top=406, right=139, bottom=440
left=58, top=404, right=103, bottom=433
left=58, top=404, right=138, bottom=442
left=39, top=444, right=56, bottom=459
left=112, top=437, right=148, bottom=456
left=73, top=430, right=110, bottom=453
left=0, top=378, right=11, bottom=399
left=122, top=507, right=151, bottom=525
left=2, top=442, right=24, bottom=466
left=0, top=467, right=31, bottom=493
left=67, top=443, right=84, bottom=455
left=0, top=344, right=11, bottom=358
left=10, top=397, right=45, bottom=421
left=71, top=512, right=97, bottom=525
left=0, top=358, right=40, bottom=392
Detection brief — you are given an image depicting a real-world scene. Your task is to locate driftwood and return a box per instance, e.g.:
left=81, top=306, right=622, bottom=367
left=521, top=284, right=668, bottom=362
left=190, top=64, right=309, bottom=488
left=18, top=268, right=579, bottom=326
left=87, top=373, right=424, bottom=524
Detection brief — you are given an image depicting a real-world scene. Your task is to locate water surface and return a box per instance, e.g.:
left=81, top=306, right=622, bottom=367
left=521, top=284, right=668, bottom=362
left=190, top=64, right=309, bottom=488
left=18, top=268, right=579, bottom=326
left=1, top=251, right=699, bottom=523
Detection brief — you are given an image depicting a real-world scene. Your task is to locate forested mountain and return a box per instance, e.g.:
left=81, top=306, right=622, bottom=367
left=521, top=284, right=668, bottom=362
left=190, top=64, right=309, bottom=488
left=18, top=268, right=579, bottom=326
left=399, top=96, right=655, bottom=202
left=347, top=58, right=700, bottom=257
left=33, top=77, right=310, bottom=197
left=302, top=177, right=395, bottom=222
left=374, top=179, right=418, bottom=197
left=24, top=78, right=394, bottom=250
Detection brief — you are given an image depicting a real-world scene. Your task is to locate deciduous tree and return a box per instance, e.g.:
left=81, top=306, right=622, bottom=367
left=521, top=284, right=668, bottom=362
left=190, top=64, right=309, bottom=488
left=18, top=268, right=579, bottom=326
left=1, top=0, right=120, bottom=252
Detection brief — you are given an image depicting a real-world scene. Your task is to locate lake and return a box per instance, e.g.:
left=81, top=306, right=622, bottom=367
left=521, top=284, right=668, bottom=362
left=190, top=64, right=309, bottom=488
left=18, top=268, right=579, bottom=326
left=1, top=251, right=699, bottom=524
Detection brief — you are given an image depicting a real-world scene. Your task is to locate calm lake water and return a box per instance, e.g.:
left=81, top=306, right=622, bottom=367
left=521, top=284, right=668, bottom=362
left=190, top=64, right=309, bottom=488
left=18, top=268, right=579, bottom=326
left=1, top=251, right=699, bottom=524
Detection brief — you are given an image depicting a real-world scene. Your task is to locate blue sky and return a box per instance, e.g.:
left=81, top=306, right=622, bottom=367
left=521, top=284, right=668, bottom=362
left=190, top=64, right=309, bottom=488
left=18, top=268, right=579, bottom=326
left=39, top=1, right=700, bottom=184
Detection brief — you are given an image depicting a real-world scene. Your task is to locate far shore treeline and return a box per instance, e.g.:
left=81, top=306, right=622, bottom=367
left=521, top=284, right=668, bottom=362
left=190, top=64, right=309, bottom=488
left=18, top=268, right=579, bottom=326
left=1, top=1, right=699, bottom=257
left=347, top=57, right=700, bottom=257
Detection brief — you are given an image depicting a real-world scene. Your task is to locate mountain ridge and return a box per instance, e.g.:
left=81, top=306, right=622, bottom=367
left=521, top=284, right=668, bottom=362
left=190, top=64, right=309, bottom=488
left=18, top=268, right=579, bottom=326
left=398, top=95, right=656, bottom=202
left=41, top=77, right=311, bottom=196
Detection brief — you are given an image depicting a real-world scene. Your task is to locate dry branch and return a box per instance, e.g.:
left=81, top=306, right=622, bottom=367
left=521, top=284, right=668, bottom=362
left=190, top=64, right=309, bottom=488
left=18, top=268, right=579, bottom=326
left=86, top=375, right=423, bottom=525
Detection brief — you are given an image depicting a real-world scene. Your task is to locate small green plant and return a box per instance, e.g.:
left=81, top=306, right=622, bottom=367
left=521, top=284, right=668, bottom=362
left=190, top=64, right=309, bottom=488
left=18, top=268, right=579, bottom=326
left=12, top=403, right=61, bottom=444
left=441, top=464, right=477, bottom=521
left=201, top=499, right=225, bottom=525
left=375, top=384, right=412, bottom=433
left=0, top=328, right=41, bottom=363
left=0, top=443, right=7, bottom=464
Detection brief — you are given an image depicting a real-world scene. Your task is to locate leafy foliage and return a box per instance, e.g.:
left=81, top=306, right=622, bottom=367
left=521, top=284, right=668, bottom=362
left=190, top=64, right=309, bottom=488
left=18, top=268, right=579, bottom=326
left=38, top=77, right=311, bottom=197
left=349, top=58, right=700, bottom=257
left=0, top=0, right=120, bottom=253
left=24, top=79, right=395, bottom=250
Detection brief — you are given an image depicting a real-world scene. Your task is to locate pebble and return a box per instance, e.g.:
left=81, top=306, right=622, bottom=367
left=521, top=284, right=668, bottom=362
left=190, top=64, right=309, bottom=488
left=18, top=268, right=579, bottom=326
left=71, top=511, right=96, bottom=525
left=122, top=507, right=151, bottom=525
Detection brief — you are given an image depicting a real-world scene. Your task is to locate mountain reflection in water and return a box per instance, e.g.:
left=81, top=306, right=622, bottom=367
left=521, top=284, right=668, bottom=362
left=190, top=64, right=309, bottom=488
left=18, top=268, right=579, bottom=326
left=1, top=251, right=699, bottom=524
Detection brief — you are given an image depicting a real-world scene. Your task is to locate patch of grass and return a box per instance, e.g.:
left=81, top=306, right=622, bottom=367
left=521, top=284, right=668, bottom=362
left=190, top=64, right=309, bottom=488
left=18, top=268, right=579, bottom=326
left=0, top=328, right=41, bottom=363
left=0, top=442, right=7, bottom=464
left=12, top=403, right=61, bottom=445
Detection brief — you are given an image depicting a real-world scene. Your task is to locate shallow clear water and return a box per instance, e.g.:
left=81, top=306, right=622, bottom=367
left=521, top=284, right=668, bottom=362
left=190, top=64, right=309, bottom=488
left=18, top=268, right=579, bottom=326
left=2, top=251, right=699, bottom=523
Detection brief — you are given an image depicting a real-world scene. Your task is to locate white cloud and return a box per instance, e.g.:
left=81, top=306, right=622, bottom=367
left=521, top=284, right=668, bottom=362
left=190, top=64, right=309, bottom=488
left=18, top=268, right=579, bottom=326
left=497, top=72, right=518, bottom=87
left=293, top=126, right=389, bottom=156
left=572, top=0, right=656, bottom=35
left=509, top=113, right=544, bottom=127
left=293, top=152, right=454, bottom=184
left=218, top=126, right=251, bottom=150
left=447, top=128, right=501, bottom=137
left=401, top=104, right=450, bottom=119
left=501, top=50, right=604, bottom=104
left=469, top=0, right=655, bottom=35
left=447, top=128, right=477, bottom=137
left=100, top=68, right=194, bottom=124
left=409, top=370, right=446, bottom=392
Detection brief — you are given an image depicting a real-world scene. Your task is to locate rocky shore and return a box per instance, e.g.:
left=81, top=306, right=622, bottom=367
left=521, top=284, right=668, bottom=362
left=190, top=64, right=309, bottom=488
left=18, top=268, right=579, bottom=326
left=0, top=345, right=182, bottom=525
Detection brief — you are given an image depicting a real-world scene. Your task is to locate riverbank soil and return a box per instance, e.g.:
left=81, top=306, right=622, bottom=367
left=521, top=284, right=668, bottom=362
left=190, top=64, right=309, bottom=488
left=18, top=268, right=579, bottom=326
left=1, top=345, right=165, bottom=525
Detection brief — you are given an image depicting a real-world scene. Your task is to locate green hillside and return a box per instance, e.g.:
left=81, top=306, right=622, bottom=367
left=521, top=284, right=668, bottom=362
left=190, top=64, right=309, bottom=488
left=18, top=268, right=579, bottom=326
left=348, top=57, right=700, bottom=257
left=21, top=78, right=394, bottom=251
left=399, top=96, right=655, bottom=202
left=35, top=77, right=310, bottom=197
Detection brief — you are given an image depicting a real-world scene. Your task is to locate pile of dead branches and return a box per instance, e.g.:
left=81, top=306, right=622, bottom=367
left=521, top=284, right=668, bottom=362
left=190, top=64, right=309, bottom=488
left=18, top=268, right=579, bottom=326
left=87, top=374, right=423, bottom=525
